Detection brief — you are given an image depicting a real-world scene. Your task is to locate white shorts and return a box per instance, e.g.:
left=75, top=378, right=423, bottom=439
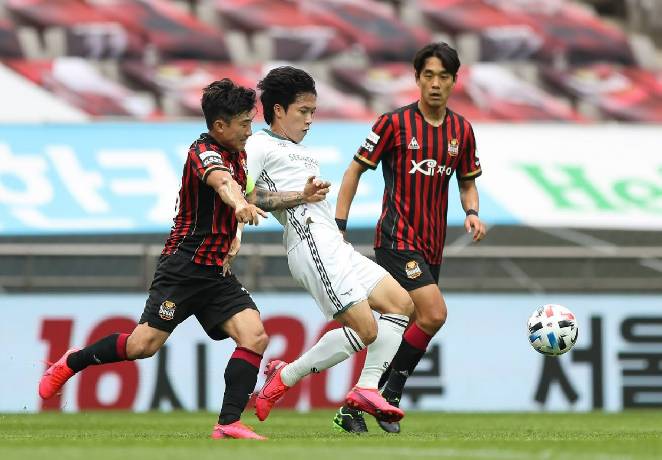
left=287, top=222, right=388, bottom=320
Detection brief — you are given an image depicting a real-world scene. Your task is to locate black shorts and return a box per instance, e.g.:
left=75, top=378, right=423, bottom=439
left=139, top=253, right=257, bottom=340
left=375, top=247, right=440, bottom=292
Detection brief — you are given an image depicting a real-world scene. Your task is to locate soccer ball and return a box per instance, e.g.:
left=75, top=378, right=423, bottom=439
left=527, top=304, right=578, bottom=356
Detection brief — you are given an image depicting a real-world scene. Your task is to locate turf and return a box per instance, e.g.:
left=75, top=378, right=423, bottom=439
left=1, top=410, right=660, bottom=460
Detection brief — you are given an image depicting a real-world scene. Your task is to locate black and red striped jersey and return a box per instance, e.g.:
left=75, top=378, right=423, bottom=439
left=354, top=102, right=481, bottom=265
left=163, top=133, right=248, bottom=266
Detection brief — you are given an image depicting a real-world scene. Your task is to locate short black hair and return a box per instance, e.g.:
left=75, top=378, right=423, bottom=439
left=257, top=66, right=317, bottom=125
left=201, top=78, right=256, bottom=130
left=413, top=43, right=461, bottom=79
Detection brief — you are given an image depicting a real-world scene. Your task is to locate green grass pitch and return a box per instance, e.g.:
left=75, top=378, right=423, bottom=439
left=1, top=410, right=660, bottom=460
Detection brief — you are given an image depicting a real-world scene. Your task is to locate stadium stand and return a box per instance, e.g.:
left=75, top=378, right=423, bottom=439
left=543, top=63, right=662, bottom=121
left=0, top=18, right=23, bottom=58
left=5, top=57, right=158, bottom=117
left=0, top=0, right=659, bottom=121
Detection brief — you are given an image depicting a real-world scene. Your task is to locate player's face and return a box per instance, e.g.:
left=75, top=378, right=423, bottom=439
left=416, top=56, right=455, bottom=109
left=215, top=109, right=256, bottom=152
left=277, top=92, right=316, bottom=143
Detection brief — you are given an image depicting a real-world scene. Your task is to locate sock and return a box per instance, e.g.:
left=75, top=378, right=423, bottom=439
left=280, top=327, right=365, bottom=387
left=381, top=322, right=433, bottom=402
left=219, top=347, right=262, bottom=425
left=66, top=333, right=129, bottom=373
left=356, top=314, right=408, bottom=388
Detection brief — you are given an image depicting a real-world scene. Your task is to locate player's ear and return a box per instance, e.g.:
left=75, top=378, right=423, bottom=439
left=273, top=103, right=285, bottom=119
left=213, top=118, right=227, bottom=134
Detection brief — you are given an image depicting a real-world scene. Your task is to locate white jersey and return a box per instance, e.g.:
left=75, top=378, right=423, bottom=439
left=246, top=128, right=388, bottom=319
left=246, top=129, right=336, bottom=250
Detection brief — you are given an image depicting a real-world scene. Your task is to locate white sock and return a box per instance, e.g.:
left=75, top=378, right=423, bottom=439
left=280, top=327, right=365, bottom=387
left=356, top=314, right=408, bottom=388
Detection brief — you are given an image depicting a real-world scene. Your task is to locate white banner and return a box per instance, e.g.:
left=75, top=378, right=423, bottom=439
left=1, top=293, right=661, bottom=412
left=477, top=124, right=662, bottom=229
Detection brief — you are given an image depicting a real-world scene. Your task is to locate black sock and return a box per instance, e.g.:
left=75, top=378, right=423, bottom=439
left=381, top=339, right=425, bottom=402
left=378, top=364, right=392, bottom=389
left=219, top=351, right=261, bottom=425
left=66, top=333, right=129, bottom=373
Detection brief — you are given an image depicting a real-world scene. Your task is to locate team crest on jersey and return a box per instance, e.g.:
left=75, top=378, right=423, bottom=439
left=448, top=138, right=459, bottom=156
left=159, top=300, right=176, bottom=321
left=408, top=137, right=420, bottom=150
left=405, top=260, right=422, bottom=279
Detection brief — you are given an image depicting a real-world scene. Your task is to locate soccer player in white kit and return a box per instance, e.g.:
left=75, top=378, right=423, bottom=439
left=249, top=66, right=414, bottom=427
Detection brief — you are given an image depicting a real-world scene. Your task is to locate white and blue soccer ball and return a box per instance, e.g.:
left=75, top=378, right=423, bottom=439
left=527, top=304, right=578, bottom=356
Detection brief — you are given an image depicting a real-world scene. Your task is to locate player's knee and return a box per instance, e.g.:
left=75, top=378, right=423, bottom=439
left=236, top=329, right=269, bottom=354
left=399, top=296, right=415, bottom=317
left=356, top=323, right=378, bottom=346
left=252, top=331, right=269, bottom=354
left=418, top=305, right=447, bottom=333
left=126, top=336, right=160, bottom=359
left=126, top=342, right=148, bottom=359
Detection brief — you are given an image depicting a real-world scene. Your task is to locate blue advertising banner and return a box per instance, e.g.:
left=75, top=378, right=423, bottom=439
left=0, top=122, right=513, bottom=235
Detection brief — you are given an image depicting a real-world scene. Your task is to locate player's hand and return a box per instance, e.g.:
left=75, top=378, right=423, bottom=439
left=235, top=202, right=268, bottom=225
left=303, top=176, right=331, bottom=203
left=222, top=235, right=241, bottom=276
left=465, top=215, right=487, bottom=242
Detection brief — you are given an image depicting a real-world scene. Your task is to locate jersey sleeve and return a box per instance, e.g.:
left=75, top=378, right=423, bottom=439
left=190, top=141, right=231, bottom=183
left=245, top=135, right=267, bottom=188
left=457, top=122, right=482, bottom=181
left=353, top=114, right=394, bottom=170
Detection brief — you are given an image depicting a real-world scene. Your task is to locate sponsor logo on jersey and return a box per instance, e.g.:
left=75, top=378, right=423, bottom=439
left=405, top=260, right=422, bottom=279
left=159, top=300, right=176, bottom=321
left=408, top=137, right=420, bottom=150
left=409, top=159, right=453, bottom=176
left=448, top=138, right=459, bottom=156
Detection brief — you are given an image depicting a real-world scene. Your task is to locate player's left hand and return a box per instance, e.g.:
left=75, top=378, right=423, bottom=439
left=465, top=215, right=487, bottom=242
left=303, top=176, right=331, bottom=203
left=222, top=235, right=242, bottom=275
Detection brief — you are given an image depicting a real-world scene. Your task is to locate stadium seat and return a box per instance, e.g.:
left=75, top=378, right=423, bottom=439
left=6, top=0, right=144, bottom=58
left=420, top=0, right=635, bottom=65
left=92, top=0, right=231, bottom=60
left=122, top=59, right=373, bottom=119
left=310, top=0, right=431, bottom=61
left=333, top=62, right=581, bottom=121
left=215, top=0, right=349, bottom=61
left=0, top=18, right=23, bottom=58
left=6, top=57, right=159, bottom=118
left=543, top=63, right=662, bottom=122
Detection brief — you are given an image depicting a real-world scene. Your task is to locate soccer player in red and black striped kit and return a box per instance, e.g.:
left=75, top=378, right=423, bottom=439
left=38, top=79, right=330, bottom=440
left=334, top=43, right=487, bottom=433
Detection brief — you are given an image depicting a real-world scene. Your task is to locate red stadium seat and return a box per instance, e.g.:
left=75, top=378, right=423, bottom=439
left=310, top=0, right=430, bottom=61
left=0, top=18, right=23, bottom=58
left=543, top=64, right=662, bottom=122
left=215, top=0, right=349, bottom=60
left=6, top=58, right=159, bottom=118
left=122, top=60, right=374, bottom=120
left=333, top=62, right=583, bottom=121
left=6, top=0, right=144, bottom=58
left=92, top=0, right=230, bottom=60
left=420, top=0, right=635, bottom=65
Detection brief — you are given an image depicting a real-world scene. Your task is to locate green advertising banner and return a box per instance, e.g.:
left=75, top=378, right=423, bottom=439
left=476, top=124, right=662, bottom=229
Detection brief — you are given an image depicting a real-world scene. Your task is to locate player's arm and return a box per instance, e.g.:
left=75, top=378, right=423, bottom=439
left=335, top=160, right=368, bottom=232
left=459, top=178, right=486, bottom=242
left=206, top=169, right=267, bottom=225
left=246, top=176, right=331, bottom=211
